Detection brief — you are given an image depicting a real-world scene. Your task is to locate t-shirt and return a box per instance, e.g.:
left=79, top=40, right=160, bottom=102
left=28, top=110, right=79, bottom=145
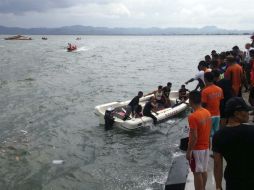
left=128, top=96, right=139, bottom=109
left=212, top=124, right=254, bottom=182
left=194, top=70, right=205, bottom=83
left=201, top=84, right=224, bottom=116
left=215, top=79, right=233, bottom=102
left=224, top=64, right=243, bottom=96
left=188, top=107, right=211, bottom=150
left=143, top=102, right=153, bottom=114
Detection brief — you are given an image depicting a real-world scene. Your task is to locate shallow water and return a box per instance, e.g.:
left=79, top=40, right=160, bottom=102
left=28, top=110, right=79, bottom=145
left=0, top=35, right=248, bottom=189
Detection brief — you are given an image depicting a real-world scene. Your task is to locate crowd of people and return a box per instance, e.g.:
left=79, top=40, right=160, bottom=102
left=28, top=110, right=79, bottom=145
left=186, top=35, right=254, bottom=190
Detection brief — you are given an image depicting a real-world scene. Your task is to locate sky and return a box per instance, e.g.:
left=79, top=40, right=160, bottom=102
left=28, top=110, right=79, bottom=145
left=0, top=0, right=253, bottom=29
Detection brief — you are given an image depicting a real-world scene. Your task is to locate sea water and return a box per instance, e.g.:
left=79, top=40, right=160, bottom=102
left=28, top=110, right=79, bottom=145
left=0, top=35, right=248, bottom=189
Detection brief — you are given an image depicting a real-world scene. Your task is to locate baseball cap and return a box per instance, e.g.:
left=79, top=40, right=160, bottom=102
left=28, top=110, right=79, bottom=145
left=225, top=97, right=252, bottom=117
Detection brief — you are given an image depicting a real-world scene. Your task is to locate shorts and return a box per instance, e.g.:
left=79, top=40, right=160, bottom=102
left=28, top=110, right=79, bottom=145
left=211, top=116, right=220, bottom=137
left=189, top=149, right=209, bottom=173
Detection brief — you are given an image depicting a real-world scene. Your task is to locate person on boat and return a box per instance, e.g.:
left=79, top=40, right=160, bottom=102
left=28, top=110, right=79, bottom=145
left=134, top=105, right=143, bottom=118
left=186, top=90, right=211, bottom=190
left=162, top=82, right=172, bottom=107
left=213, top=97, right=254, bottom=190
left=123, top=91, right=143, bottom=120
left=202, top=72, right=223, bottom=143
left=178, top=85, right=190, bottom=101
left=146, top=86, right=166, bottom=108
left=143, top=97, right=158, bottom=125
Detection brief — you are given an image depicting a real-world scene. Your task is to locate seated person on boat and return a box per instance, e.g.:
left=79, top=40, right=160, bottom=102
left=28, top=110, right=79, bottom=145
left=143, top=97, right=158, bottom=125
left=123, top=91, right=143, bottom=120
left=146, top=86, right=166, bottom=109
left=162, top=82, right=172, bottom=107
left=179, top=85, right=190, bottom=101
left=134, top=105, right=143, bottom=118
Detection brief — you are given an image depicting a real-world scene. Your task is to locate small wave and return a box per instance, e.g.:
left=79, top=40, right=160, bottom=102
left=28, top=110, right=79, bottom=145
left=76, top=46, right=89, bottom=52
left=172, top=151, right=185, bottom=158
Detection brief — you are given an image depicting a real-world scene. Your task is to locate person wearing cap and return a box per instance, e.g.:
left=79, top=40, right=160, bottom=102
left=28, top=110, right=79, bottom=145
left=213, top=97, right=254, bottom=190
left=224, top=55, right=243, bottom=97
left=186, top=90, right=211, bottom=190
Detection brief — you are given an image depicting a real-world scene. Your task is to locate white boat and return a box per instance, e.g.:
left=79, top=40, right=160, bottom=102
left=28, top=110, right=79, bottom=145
left=94, top=91, right=189, bottom=130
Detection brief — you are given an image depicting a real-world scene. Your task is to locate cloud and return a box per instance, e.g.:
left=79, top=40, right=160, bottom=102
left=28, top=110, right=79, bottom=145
left=0, top=0, right=253, bottom=29
left=0, top=0, right=112, bottom=14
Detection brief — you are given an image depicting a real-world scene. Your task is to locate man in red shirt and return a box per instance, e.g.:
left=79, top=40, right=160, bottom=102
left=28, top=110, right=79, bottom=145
left=187, top=90, right=212, bottom=190
left=202, top=72, right=223, bottom=138
left=224, top=55, right=243, bottom=97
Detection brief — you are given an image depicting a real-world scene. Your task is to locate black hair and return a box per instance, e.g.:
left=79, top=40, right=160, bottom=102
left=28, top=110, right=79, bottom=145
left=189, top=90, right=201, bottom=104
left=167, top=82, right=172, bottom=86
left=198, top=60, right=206, bottom=67
left=232, top=46, right=239, bottom=50
left=212, top=69, right=220, bottom=78
left=226, top=55, right=236, bottom=63
left=204, top=72, right=214, bottom=83
left=231, top=51, right=237, bottom=57
left=219, top=52, right=226, bottom=60
left=225, top=51, right=231, bottom=56
left=211, top=60, right=218, bottom=68
left=205, top=55, right=211, bottom=60
left=158, top=85, right=163, bottom=89
left=138, top=91, right=143, bottom=96
left=212, top=53, right=219, bottom=59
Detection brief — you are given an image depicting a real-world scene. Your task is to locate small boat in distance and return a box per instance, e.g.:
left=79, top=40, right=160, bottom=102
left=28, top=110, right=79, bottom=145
left=76, top=37, right=81, bottom=40
left=67, top=43, right=77, bottom=52
left=95, top=91, right=188, bottom=130
left=5, top=35, right=32, bottom=40
left=42, top=37, right=47, bottom=40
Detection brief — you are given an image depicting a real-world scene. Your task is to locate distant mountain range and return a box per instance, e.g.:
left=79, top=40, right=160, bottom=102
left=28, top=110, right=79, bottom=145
left=0, top=25, right=252, bottom=35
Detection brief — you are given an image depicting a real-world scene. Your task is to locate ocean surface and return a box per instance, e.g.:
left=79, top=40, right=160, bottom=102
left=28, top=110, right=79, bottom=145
left=0, top=35, right=249, bottom=189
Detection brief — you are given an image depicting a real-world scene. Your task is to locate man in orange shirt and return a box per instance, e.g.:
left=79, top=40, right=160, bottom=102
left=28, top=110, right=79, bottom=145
left=202, top=72, right=223, bottom=138
left=224, top=55, right=243, bottom=97
left=187, top=90, right=211, bottom=190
